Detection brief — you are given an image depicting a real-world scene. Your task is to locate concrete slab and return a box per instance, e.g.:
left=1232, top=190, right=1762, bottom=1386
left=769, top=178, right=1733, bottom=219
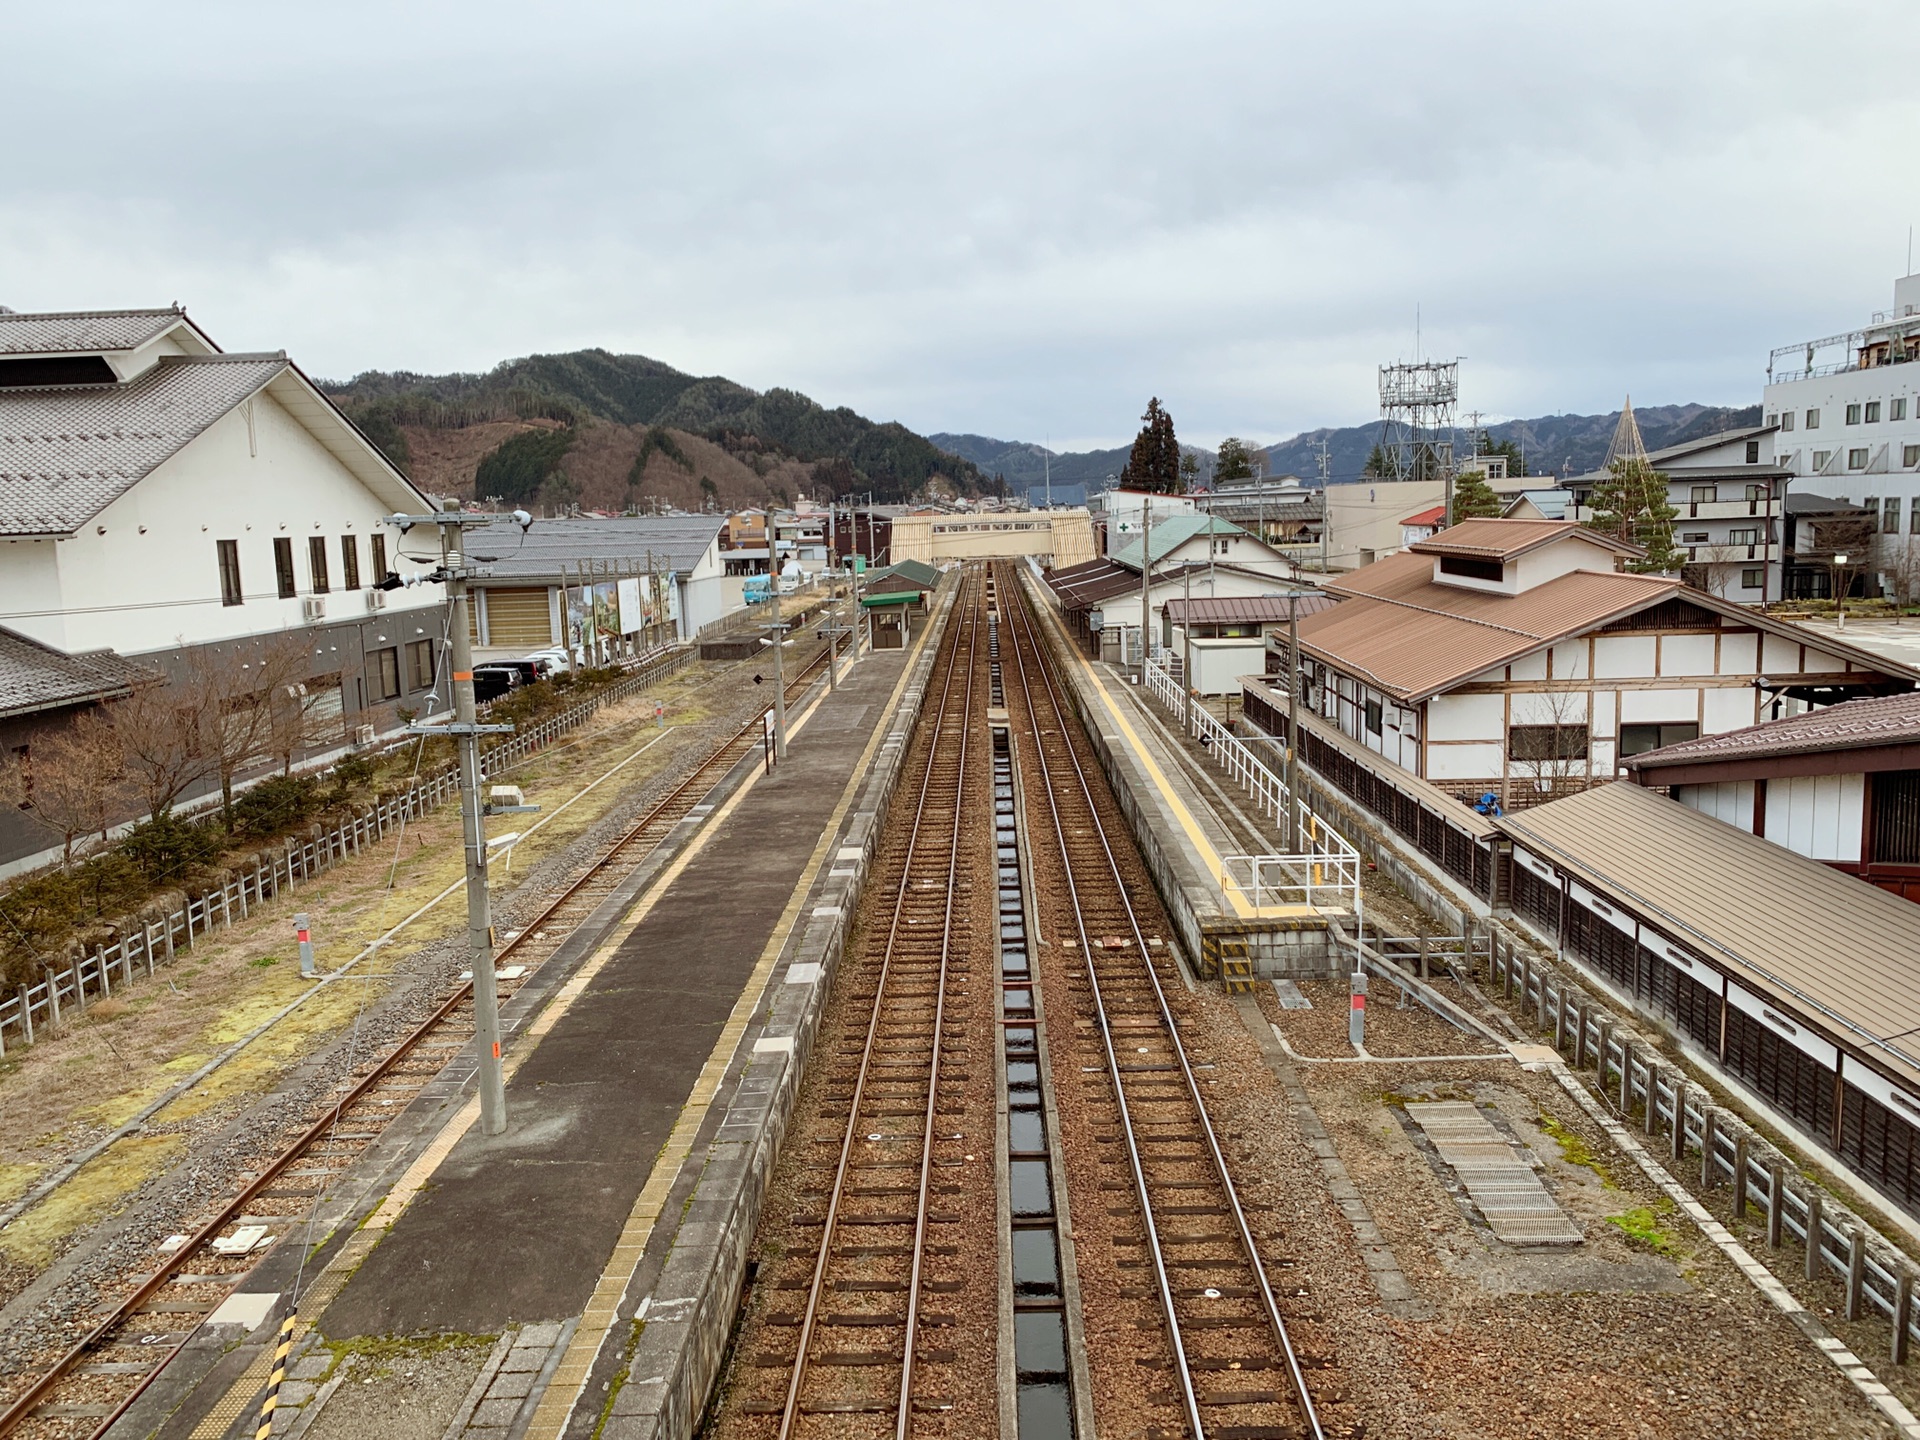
left=319, top=650, right=915, bottom=1339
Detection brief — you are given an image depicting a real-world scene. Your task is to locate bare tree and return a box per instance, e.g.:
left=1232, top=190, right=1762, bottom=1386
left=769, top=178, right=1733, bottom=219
left=1687, top=542, right=1744, bottom=599
left=182, top=636, right=317, bottom=826
left=1506, top=687, right=1590, bottom=808
left=1884, top=539, right=1920, bottom=614
left=114, top=674, right=214, bottom=821
left=0, top=711, right=130, bottom=865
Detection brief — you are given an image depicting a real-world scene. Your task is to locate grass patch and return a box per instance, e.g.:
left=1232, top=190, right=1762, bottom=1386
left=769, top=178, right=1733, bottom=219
left=1606, top=1199, right=1682, bottom=1256
left=1537, top=1111, right=1614, bottom=1186
left=0, top=1132, right=185, bottom=1266
left=320, top=1330, right=496, bottom=1382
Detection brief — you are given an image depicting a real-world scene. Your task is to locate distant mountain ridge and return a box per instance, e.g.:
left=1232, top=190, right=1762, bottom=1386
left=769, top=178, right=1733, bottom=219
left=937, top=403, right=1764, bottom=494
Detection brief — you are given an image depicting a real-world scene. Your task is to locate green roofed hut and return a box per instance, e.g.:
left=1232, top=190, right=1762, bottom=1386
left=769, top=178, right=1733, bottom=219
left=859, top=558, right=942, bottom=648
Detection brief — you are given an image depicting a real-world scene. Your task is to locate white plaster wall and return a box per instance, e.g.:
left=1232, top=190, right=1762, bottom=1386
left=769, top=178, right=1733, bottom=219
left=1703, top=687, right=1760, bottom=732
left=1766, top=773, right=1864, bottom=862
left=1660, top=633, right=1716, bottom=676
left=1719, top=632, right=1759, bottom=673
left=1427, top=742, right=1505, bottom=780
left=18, top=392, right=437, bottom=657
left=1620, top=689, right=1699, bottom=723
left=1550, top=640, right=1589, bottom=679
left=1762, top=634, right=1802, bottom=672
left=1678, top=781, right=1755, bottom=831
left=1510, top=690, right=1590, bottom=724
left=1427, top=693, right=1504, bottom=741
left=1594, top=635, right=1656, bottom=677
left=1509, top=651, right=1548, bottom=682
left=0, top=540, right=68, bottom=649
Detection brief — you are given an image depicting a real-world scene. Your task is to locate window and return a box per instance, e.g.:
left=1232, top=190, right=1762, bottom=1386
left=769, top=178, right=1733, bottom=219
left=1681, top=531, right=1709, bottom=544
left=375, top=647, right=401, bottom=700
left=1893, top=399, right=1908, bottom=422
left=1814, top=450, right=1832, bottom=471
left=406, top=639, right=435, bottom=691
left=1765, top=413, right=1777, bottom=429
left=1847, top=403, right=1862, bottom=425
left=1363, top=699, right=1383, bottom=735
left=371, top=532, right=388, bottom=583
left=1781, top=411, right=1796, bottom=432
left=1867, top=401, right=1882, bottom=423
left=340, top=535, right=360, bottom=590
left=11, top=745, right=29, bottom=809
left=1741, top=567, right=1765, bottom=590
left=1849, top=448, right=1870, bottom=470
left=1905, top=445, right=1920, bottom=470
left=1690, top=484, right=1717, bottom=504
left=1911, top=504, right=1920, bottom=535
left=1807, top=408, right=1821, bottom=429
left=217, top=539, right=243, bottom=606
left=274, top=537, right=296, bottom=598
left=1619, top=722, right=1699, bottom=757
left=1509, top=725, right=1589, bottom=762
left=1746, top=440, right=1761, bottom=464
left=1745, top=483, right=1767, bottom=503
left=1439, top=554, right=1504, bottom=583
left=308, top=535, right=330, bottom=593
left=1886, top=498, right=1902, bottom=534
left=1728, top=528, right=1759, bottom=546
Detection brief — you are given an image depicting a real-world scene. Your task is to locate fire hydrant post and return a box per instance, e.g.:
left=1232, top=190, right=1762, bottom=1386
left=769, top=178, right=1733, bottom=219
left=295, top=912, right=315, bottom=978
left=1349, top=969, right=1367, bottom=1051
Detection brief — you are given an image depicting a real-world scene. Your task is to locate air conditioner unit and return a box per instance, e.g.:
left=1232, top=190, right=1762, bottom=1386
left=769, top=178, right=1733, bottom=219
left=301, top=596, right=326, bottom=622
left=352, top=724, right=376, bottom=746
left=365, top=588, right=386, bottom=612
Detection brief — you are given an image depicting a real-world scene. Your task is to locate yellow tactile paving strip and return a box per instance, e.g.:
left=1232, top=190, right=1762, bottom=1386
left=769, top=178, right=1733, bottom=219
left=525, top=625, right=938, bottom=1440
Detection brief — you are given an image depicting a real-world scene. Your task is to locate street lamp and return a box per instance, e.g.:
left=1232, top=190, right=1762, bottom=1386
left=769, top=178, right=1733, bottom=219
left=1833, top=552, right=1850, bottom=630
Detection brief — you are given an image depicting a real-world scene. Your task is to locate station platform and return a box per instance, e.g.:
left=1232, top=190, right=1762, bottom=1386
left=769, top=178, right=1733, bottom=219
left=1014, top=568, right=1348, bottom=979
left=132, top=596, right=956, bottom=1440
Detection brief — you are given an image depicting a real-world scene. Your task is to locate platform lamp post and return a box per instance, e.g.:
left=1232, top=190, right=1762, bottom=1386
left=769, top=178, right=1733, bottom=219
left=760, top=620, right=789, bottom=759
left=381, top=500, right=538, bottom=1137
left=1833, top=552, right=1850, bottom=631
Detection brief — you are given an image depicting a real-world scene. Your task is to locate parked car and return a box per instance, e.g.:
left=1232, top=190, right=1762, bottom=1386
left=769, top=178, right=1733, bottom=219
left=472, top=660, right=542, bottom=702
left=524, top=648, right=572, bottom=675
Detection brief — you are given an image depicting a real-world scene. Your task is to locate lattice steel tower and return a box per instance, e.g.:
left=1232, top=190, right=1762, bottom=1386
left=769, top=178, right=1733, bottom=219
left=1377, top=359, right=1461, bottom=516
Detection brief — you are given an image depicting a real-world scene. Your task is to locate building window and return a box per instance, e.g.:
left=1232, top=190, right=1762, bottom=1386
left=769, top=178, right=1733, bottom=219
left=274, top=537, right=296, bottom=598
left=1849, top=448, right=1870, bottom=470
left=11, top=745, right=30, bottom=809
left=1866, top=401, right=1882, bottom=423
left=1509, top=725, right=1589, bottom=762
left=371, top=532, right=388, bottom=583
left=375, top=647, right=402, bottom=701
left=1619, top=722, right=1699, bottom=757
left=1847, top=403, right=1862, bottom=425
left=341, top=535, right=360, bottom=590
left=1363, top=699, right=1383, bottom=735
left=217, top=539, right=243, bottom=606
left=1781, top=411, right=1796, bottom=432
left=1885, top=498, right=1902, bottom=534
left=1893, top=399, right=1908, bottom=422
left=1765, top=413, right=1777, bottom=428
left=1904, top=445, right=1920, bottom=470
left=308, top=535, right=330, bottom=593
left=1911, top=504, right=1920, bottom=535
left=1745, top=440, right=1760, bottom=463
left=1728, top=528, right=1759, bottom=546
left=1745, top=483, right=1767, bottom=503
left=1741, top=567, right=1764, bottom=590
left=1681, top=531, right=1709, bottom=544
left=1814, top=450, right=1832, bottom=471
left=1439, top=554, right=1504, bottom=583
left=1690, top=484, right=1717, bottom=504
left=407, top=639, right=435, bottom=691
left=1806, top=409, right=1820, bottom=429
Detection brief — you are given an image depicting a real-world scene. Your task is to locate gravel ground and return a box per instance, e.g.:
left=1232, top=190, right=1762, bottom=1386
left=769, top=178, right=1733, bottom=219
left=302, top=1338, right=495, bottom=1440
left=0, top=651, right=819, bottom=1400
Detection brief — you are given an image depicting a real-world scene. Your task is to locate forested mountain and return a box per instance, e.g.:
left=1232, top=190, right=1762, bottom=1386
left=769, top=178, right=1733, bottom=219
left=320, top=349, right=980, bottom=511
left=938, top=403, right=1765, bottom=495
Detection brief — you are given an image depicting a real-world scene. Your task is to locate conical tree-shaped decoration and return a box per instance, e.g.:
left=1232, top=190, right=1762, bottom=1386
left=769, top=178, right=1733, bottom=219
left=1585, top=395, right=1678, bottom=573
left=1603, top=395, right=1649, bottom=471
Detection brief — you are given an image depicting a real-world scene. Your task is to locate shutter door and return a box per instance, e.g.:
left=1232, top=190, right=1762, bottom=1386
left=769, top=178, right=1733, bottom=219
left=483, top=588, right=553, bottom=648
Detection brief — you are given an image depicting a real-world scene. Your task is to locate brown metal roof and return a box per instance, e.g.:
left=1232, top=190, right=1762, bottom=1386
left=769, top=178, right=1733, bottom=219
left=1626, top=689, right=1920, bottom=773
left=1047, top=559, right=1143, bottom=609
left=1162, top=594, right=1339, bottom=625
left=1303, top=551, right=1678, bottom=701
left=1500, top=781, right=1920, bottom=1089
left=1409, top=517, right=1641, bottom=563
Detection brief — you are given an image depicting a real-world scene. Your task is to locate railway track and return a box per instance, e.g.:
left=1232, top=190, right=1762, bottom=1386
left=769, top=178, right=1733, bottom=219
left=995, top=562, right=1330, bottom=1440
left=733, top=569, right=990, bottom=1438
left=0, top=641, right=838, bottom=1440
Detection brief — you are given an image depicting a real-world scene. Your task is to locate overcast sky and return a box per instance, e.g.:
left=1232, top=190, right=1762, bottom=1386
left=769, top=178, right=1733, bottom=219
left=5, top=1, right=1916, bottom=450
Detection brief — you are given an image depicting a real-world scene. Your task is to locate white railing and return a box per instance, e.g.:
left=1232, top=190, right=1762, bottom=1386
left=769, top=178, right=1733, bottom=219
left=0, top=646, right=694, bottom=1054
left=1140, top=656, right=1360, bottom=915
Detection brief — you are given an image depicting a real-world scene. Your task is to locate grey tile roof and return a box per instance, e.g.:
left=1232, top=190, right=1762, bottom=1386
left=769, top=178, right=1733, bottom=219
left=464, top=515, right=725, bottom=581
left=0, top=354, right=288, bottom=535
left=0, top=308, right=188, bottom=355
left=0, top=626, right=159, bottom=720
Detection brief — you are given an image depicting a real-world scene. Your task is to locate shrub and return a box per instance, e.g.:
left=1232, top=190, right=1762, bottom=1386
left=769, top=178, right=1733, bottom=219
left=120, top=812, right=225, bottom=888
left=234, top=775, right=324, bottom=838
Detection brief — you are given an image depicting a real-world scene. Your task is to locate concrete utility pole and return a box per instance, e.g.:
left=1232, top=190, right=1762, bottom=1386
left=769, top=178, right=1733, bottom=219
left=763, top=620, right=789, bottom=759
left=1285, top=593, right=1303, bottom=853
left=386, top=500, right=533, bottom=1136
left=1182, top=564, right=1194, bottom=731
left=1139, top=496, right=1153, bottom=680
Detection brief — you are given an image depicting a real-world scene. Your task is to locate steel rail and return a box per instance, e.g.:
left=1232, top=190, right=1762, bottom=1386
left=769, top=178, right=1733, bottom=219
left=0, top=643, right=835, bottom=1440
left=997, top=563, right=1325, bottom=1440
left=774, top=573, right=978, bottom=1440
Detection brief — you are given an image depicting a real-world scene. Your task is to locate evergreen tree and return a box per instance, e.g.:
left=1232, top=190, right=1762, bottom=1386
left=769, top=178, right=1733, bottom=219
left=1119, top=398, right=1182, bottom=494
left=1179, top=452, right=1201, bottom=489
left=1215, top=437, right=1256, bottom=484
left=1450, top=468, right=1504, bottom=520
left=1584, top=457, right=1679, bottom=573
left=1361, top=443, right=1392, bottom=479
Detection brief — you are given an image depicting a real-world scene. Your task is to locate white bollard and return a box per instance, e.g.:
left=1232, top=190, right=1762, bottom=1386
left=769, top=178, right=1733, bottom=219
left=295, top=913, right=315, bottom=978
left=1349, top=969, right=1368, bottom=1051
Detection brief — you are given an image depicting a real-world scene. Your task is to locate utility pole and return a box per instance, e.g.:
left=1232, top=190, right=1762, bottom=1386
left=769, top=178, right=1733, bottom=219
left=1285, top=593, right=1302, bottom=853
left=385, top=500, right=534, bottom=1137
left=1139, top=495, right=1153, bottom=680
left=763, top=620, right=789, bottom=758
left=1315, top=439, right=1332, bottom=574
left=1182, top=563, right=1194, bottom=731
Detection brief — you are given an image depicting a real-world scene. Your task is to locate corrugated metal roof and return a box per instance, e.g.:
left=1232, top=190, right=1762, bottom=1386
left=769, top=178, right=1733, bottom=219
left=0, top=626, right=159, bottom=719
left=1500, top=781, right=1920, bottom=1089
left=0, top=308, right=188, bottom=356
left=464, top=514, right=724, bottom=579
left=0, top=354, right=288, bottom=535
left=1304, top=551, right=1678, bottom=701
left=1108, top=513, right=1250, bottom=570
left=1410, top=517, right=1640, bottom=562
left=1162, top=594, right=1339, bottom=625
left=1627, top=689, right=1920, bottom=771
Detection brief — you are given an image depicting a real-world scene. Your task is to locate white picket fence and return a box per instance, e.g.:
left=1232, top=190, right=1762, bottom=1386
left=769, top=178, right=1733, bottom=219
left=0, top=646, right=693, bottom=1054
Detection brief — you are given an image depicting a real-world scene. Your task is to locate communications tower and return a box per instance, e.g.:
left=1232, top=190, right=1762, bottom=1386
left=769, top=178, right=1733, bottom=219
left=1377, top=359, right=1461, bottom=519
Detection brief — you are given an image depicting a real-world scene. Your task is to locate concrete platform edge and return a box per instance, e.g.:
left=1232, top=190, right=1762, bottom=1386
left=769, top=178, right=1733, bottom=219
left=590, top=581, right=960, bottom=1440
